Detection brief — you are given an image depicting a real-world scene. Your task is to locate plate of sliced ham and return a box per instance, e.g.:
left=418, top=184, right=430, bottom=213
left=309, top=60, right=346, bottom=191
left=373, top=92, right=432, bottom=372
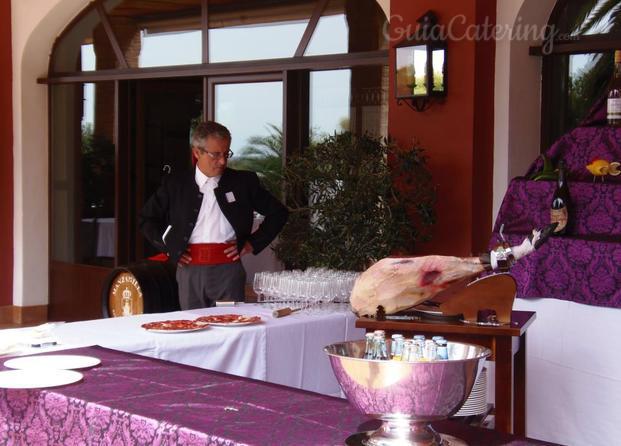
left=141, top=319, right=209, bottom=333
left=194, top=314, right=262, bottom=326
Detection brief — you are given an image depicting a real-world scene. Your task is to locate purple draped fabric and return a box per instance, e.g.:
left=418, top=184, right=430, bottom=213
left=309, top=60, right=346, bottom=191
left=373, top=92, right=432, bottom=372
left=0, top=346, right=557, bottom=446
left=579, top=94, right=607, bottom=127
left=494, top=122, right=621, bottom=308
left=493, top=178, right=621, bottom=237
left=525, top=126, right=621, bottom=182
left=490, top=233, right=621, bottom=308
left=493, top=179, right=621, bottom=308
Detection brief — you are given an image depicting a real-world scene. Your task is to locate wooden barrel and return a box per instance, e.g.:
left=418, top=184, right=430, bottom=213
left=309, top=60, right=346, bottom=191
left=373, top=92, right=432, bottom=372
left=101, top=261, right=180, bottom=318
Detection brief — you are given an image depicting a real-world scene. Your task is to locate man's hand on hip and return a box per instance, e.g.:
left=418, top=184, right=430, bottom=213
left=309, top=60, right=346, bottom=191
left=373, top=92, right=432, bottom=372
left=177, top=249, right=192, bottom=267
left=224, top=240, right=253, bottom=261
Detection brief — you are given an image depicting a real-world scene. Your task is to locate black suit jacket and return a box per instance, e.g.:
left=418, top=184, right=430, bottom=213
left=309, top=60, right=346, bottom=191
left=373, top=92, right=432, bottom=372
left=139, top=167, right=288, bottom=264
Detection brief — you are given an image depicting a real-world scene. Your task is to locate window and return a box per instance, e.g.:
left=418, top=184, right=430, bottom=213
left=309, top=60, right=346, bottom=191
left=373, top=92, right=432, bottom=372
left=214, top=78, right=284, bottom=197
left=104, top=0, right=203, bottom=68
left=541, top=0, right=621, bottom=149
left=51, top=82, right=116, bottom=266
left=53, top=8, right=112, bottom=72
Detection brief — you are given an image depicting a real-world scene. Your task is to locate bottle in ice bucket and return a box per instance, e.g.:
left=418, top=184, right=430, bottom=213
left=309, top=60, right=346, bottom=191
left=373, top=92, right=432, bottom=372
left=436, top=339, right=448, bottom=360
left=401, top=340, right=414, bottom=361
left=363, top=332, right=374, bottom=359
left=373, top=330, right=388, bottom=360
left=379, top=333, right=389, bottom=360
left=372, top=332, right=382, bottom=359
left=424, top=340, right=437, bottom=361
left=413, top=335, right=425, bottom=360
left=391, top=334, right=404, bottom=360
left=363, top=332, right=448, bottom=361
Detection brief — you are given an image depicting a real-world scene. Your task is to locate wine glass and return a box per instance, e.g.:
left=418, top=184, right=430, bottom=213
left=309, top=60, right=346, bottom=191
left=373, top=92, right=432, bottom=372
left=253, top=272, right=265, bottom=302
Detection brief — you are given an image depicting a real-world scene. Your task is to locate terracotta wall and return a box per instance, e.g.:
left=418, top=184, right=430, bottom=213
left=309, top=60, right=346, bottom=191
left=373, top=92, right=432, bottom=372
left=0, top=0, right=13, bottom=306
left=389, top=0, right=496, bottom=256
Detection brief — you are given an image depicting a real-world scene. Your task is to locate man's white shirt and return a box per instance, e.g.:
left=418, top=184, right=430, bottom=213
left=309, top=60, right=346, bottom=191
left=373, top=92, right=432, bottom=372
left=189, top=167, right=236, bottom=243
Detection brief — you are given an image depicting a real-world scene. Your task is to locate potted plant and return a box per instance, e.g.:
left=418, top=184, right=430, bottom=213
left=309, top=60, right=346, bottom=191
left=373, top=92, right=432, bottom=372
left=275, top=132, right=436, bottom=271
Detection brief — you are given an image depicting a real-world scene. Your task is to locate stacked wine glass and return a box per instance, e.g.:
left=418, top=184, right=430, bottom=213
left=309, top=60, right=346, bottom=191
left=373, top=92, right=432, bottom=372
left=252, top=268, right=360, bottom=306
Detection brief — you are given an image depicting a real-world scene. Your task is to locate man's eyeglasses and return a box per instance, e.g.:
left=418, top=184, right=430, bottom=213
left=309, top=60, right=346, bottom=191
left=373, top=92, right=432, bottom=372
left=197, top=148, right=234, bottom=160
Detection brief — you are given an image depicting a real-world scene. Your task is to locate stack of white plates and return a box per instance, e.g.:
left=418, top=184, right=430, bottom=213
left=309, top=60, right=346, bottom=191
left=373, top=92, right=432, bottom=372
left=454, top=367, right=488, bottom=416
left=0, top=355, right=100, bottom=389
left=0, top=369, right=83, bottom=389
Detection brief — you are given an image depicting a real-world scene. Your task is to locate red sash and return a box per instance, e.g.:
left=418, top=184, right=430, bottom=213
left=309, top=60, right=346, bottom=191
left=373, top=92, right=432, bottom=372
left=188, top=243, right=237, bottom=265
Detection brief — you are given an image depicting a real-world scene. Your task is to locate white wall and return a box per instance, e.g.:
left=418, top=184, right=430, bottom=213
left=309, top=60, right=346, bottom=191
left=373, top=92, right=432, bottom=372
left=12, top=0, right=91, bottom=306
left=514, top=298, right=621, bottom=445
left=10, top=0, right=391, bottom=307
left=493, top=0, right=556, bottom=222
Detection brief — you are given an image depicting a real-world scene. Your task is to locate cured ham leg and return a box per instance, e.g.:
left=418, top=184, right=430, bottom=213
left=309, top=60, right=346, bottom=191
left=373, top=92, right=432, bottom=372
left=350, top=225, right=555, bottom=316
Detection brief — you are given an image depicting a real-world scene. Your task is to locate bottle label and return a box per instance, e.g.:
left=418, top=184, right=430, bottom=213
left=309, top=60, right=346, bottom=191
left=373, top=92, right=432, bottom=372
left=608, top=98, right=621, bottom=118
left=551, top=207, right=568, bottom=232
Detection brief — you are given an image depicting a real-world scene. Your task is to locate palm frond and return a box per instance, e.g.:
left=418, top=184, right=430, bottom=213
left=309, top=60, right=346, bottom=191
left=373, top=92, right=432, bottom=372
left=228, top=123, right=284, bottom=197
left=577, top=0, right=620, bottom=34
left=559, top=0, right=599, bottom=35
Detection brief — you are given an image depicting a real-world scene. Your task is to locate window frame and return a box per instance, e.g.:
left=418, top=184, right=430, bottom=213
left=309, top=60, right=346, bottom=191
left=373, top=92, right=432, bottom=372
left=43, top=0, right=387, bottom=84
left=535, top=0, right=621, bottom=150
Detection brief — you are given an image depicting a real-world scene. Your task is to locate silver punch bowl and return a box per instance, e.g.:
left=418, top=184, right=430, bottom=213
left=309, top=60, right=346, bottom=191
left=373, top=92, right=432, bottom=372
left=324, top=340, right=490, bottom=446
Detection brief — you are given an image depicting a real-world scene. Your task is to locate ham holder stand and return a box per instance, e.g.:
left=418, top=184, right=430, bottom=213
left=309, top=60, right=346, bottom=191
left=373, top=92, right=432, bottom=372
left=379, top=273, right=517, bottom=325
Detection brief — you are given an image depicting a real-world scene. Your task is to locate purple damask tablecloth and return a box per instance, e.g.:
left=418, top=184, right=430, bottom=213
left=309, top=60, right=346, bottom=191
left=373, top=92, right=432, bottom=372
left=0, top=346, right=557, bottom=446
left=493, top=178, right=621, bottom=308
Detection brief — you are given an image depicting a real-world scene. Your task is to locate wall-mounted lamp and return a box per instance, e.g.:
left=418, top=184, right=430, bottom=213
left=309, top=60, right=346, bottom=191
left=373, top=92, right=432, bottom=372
left=395, top=11, right=447, bottom=112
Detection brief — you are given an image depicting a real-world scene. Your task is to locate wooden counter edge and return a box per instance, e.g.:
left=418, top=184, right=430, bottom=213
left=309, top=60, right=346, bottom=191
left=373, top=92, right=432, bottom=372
left=355, top=311, right=536, bottom=337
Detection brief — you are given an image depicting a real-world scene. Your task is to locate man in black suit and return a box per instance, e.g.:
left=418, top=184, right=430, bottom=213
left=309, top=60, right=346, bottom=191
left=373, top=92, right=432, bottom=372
left=139, top=121, right=288, bottom=309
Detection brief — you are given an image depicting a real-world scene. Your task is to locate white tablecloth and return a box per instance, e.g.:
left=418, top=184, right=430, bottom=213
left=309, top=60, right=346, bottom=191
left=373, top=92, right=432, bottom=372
left=0, top=304, right=363, bottom=397
left=512, top=298, right=621, bottom=446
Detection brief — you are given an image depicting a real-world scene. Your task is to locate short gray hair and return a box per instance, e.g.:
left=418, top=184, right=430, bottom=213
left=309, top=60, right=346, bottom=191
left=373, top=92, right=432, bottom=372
left=191, top=121, right=231, bottom=148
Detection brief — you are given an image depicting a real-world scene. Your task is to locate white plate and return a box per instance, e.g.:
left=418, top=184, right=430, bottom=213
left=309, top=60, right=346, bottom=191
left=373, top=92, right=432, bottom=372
left=145, top=326, right=208, bottom=333
left=4, top=355, right=101, bottom=370
left=208, top=320, right=261, bottom=327
left=0, top=369, right=83, bottom=389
